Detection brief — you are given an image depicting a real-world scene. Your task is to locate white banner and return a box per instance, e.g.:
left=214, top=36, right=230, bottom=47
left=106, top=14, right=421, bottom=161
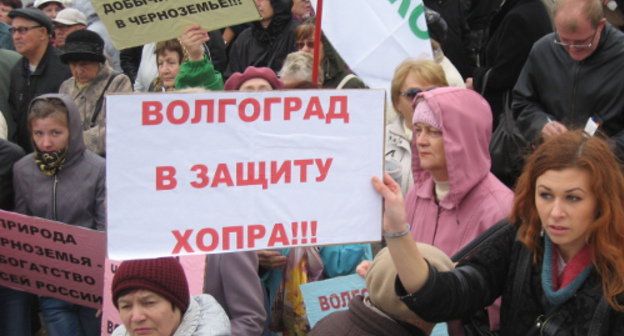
left=106, top=90, right=385, bottom=260
left=318, top=0, right=432, bottom=92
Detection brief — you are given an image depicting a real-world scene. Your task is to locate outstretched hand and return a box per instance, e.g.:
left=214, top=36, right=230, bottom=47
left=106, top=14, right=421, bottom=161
left=371, top=173, right=408, bottom=235
left=179, top=25, right=210, bottom=62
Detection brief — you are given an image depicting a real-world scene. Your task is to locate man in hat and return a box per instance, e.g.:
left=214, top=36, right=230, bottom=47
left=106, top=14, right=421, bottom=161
left=7, top=7, right=71, bottom=152
left=52, top=7, right=87, bottom=49
left=34, top=0, right=64, bottom=19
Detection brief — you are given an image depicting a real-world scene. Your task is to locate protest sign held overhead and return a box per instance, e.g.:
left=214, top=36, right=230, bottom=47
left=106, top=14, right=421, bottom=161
left=0, top=210, right=106, bottom=309
left=93, top=0, right=261, bottom=49
left=107, top=89, right=385, bottom=260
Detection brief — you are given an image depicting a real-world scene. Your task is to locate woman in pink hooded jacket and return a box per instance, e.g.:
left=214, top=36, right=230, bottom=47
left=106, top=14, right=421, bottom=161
left=407, top=87, right=513, bottom=256
left=407, top=87, right=513, bottom=333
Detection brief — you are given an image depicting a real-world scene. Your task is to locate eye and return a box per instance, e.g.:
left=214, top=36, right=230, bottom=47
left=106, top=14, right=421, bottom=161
left=429, top=129, right=443, bottom=137
left=538, top=192, right=552, bottom=200
left=566, top=195, right=582, bottom=202
left=33, top=131, right=43, bottom=136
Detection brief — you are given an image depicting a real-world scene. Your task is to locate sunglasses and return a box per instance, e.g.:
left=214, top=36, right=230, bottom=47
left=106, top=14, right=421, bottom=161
left=399, top=88, right=424, bottom=100
left=295, top=41, right=314, bottom=49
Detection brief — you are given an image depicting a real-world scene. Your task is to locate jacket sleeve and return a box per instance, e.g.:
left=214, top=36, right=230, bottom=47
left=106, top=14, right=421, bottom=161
left=175, top=56, right=224, bottom=91
left=320, top=244, right=373, bottom=278
left=94, top=163, right=106, bottom=231
left=397, top=224, right=515, bottom=322
left=12, top=161, right=31, bottom=215
left=0, top=140, right=24, bottom=210
left=511, top=47, right=552, bottom=144
left=205, top=252, right=266, bottom=336
left=84, top=74, right=133, bottom=156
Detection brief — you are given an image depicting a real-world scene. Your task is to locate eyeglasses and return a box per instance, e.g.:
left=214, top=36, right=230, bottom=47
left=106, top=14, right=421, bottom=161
left=9, top=25, right=43, bottom=35
left=553, top=30, right=597, bottom=49
left=295, top=40, right=314, bottom=50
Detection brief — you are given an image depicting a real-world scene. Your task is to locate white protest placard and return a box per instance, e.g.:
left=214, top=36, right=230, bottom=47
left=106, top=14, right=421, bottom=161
left=317, top=0, right=431, bottom=92
left=107, top=90, right=385, bottom=260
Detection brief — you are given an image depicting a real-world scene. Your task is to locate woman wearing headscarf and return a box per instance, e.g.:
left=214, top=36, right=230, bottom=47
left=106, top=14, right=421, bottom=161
left=13, top=94, right=105, bottom=335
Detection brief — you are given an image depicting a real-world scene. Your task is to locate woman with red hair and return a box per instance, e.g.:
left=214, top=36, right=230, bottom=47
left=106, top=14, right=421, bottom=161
left=374, top=130, right=624, bottom=334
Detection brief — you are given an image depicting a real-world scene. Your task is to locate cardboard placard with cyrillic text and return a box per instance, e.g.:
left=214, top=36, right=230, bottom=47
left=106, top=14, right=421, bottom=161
left=300, top=274, right=368, bottom=327
left=93, top=0, right=261, bottom=49
left=106, top=89, right=385, bottom=260
left=0, top=210, right=105, bottom=309
left=100, top=255, right=206, bottom=335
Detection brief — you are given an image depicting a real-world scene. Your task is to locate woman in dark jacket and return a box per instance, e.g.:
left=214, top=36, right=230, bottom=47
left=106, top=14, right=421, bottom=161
left=469, top=0, right=551, bottom=128
left=225, top=0, right=299, bottom=78
left=373, top=130, right=624, bottom=335
left=13, top=94, right=105, bottom=336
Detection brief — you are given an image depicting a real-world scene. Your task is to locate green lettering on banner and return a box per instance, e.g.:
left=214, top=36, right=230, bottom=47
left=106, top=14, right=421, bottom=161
left=388, top=0, right=429, bottom=40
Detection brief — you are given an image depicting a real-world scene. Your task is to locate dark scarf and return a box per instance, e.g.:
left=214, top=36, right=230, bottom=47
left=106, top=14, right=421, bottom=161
left=251, top=0, right=293, bottom=45
left=35, top=148, right=67, bottom=176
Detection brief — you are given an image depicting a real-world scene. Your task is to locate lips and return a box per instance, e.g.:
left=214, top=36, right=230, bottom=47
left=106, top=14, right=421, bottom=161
left=547, top=224, right=569, bottom=235
left=133, top=328, right=152, bottom=335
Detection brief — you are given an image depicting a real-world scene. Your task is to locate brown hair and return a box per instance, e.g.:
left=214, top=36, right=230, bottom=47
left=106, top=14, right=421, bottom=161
left=154, top=39, right=184, bottom=65
left=28, top=97, right=68, bottom=130
left=511, top=130, right=624, bottom=310
left=294, top=22, right=314, bottom=42
left=390, top=59, right=448, bottom=113
left=0, top=0, right=22, bottom=9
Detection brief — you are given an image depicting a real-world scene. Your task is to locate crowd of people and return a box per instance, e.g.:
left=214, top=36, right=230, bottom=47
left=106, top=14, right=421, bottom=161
left=2, top=0, right=624, bottom=335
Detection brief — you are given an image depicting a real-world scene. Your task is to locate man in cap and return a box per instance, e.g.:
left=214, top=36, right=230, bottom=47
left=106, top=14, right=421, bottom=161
left=7, top=7, right=71, bottom=151
left=52, top=7, right=87, bottom=49
left=34, top=0, right=64, bottom=19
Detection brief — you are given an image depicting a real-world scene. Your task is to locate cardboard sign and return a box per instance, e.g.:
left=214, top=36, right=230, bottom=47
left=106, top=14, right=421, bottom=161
left=106, top=89, right=385, bottom=260
left=93, top=0, right=261, bottom=49
left=0, top=210, right=105, bottom=309
left=300, top=273, right=368, bottom=328
left=318, top=0, right=432, bottom=92
left=100, top=255, right=206, bottom=335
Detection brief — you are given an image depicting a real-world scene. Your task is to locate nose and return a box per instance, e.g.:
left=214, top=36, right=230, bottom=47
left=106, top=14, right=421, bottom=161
left=129, top=307, right=147, bottom=323
left=40, top=135, right=54, bottom=150
left=550, top=199, right=566, bottom=219
left=416, top=131, right=429, bottom=147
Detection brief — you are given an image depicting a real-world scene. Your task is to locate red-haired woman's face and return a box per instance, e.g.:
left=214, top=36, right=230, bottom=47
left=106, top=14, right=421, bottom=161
left=535, top=168, right=597, bottom=262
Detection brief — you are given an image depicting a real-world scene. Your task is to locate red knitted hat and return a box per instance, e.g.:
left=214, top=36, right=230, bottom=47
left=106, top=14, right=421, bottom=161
left=112, top=257, right=190, bottom=313
left=224, top=66, right=283, bottom=91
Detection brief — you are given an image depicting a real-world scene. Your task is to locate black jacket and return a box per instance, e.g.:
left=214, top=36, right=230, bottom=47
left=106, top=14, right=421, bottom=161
left=473, top=0, right=551, bottom=126
left=8, top=45, right=71, bottom=152
left=512, top=23, right=624, bottom=157
left=0, top=139, right=24, bottom=210
left=398, top=224, right=624, bottom=335
left=224, top=0, right=298, bottom=79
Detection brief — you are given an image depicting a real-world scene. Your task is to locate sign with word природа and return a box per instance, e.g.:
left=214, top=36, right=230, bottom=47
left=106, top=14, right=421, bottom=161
left=300, top=273, right=368, bottom=327
left=107, top=89, right=385, bottom=260
left=93, top=0, right=261, bottom=49
left=0, top=210, right=105, bottom=309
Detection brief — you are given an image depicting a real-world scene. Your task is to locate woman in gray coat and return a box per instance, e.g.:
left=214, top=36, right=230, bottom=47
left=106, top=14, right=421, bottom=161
left=13, top=93, right=105, bottom=336
left=59, top=29, right=132, bottom=156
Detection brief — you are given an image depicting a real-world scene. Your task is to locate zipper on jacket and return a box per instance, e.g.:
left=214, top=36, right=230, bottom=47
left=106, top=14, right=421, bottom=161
left=571, top=62, right=581, bottom=121
left=52, top=175, right=58, bottom=221
left=432, top=206, right=442, bottom=243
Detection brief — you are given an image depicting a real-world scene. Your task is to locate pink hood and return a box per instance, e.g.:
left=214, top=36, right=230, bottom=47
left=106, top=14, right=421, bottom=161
left=411, top=87, right=493, bottom=210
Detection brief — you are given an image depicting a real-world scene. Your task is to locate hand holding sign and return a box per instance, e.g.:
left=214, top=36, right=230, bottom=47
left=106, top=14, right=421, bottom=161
left=180, top=24, right=210, bottom=62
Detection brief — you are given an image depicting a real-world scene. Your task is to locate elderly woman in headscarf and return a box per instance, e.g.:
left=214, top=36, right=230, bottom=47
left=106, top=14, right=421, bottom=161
left=59, top=29, right=132, bottom=156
